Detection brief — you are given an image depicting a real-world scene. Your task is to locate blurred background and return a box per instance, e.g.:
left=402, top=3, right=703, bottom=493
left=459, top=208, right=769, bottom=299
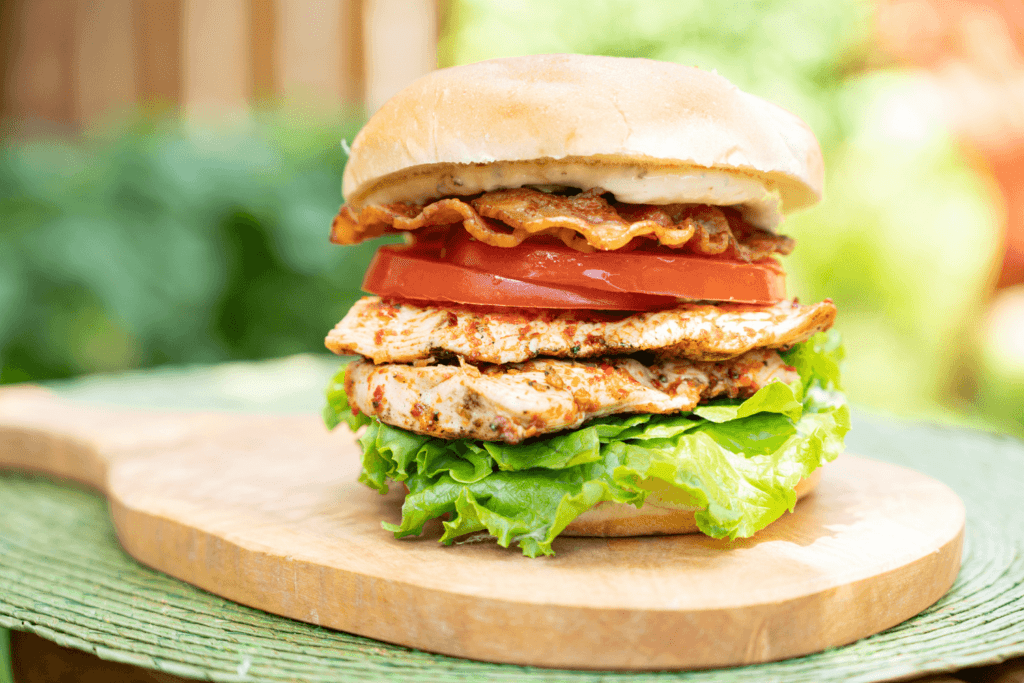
left=0, top=0, right=1021, bottom=435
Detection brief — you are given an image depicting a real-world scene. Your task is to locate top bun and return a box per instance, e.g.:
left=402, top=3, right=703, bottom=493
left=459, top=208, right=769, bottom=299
left=342, top=54, right=823, bottom=229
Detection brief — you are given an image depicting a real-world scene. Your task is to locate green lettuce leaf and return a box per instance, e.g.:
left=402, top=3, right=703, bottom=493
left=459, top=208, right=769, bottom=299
left=325, top=332, right=849, bottom=557
left=693, top=380, right=803, bottom=423
left=323, top=363, right=371, bottom=432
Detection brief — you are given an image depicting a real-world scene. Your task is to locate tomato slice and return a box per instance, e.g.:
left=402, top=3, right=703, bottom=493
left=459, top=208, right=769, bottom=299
left=363, top=244, right=679, bottom=310
left=443, top=232, right=786, bottom=305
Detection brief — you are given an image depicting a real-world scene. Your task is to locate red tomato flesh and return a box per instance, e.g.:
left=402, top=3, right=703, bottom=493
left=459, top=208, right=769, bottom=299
left=363, top=244, right=679, bottom=310
left=362, top=232, right=787, bottom=310
left=444, top=232, right=786, bottom=304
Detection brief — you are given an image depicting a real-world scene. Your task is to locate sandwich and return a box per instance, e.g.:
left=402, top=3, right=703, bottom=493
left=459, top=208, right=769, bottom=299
left=323, top=54, right=848, bottom=557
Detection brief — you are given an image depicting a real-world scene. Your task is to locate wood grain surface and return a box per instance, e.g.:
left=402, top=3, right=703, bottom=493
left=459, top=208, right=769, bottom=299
left=0, top=385, right=966, bottom=671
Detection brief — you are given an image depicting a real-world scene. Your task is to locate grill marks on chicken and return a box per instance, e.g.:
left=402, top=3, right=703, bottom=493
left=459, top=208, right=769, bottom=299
left=327, top=296, right=836, bottom=365
left=345, top=349, right=798, bottom=443
left=331, top=187, right=794, bottom=257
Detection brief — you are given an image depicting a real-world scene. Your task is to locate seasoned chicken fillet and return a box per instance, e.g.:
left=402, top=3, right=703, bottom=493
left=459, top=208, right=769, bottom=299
left=345, top=348, right=798, bottom=443
left=327, top=296, right=836, bottom=365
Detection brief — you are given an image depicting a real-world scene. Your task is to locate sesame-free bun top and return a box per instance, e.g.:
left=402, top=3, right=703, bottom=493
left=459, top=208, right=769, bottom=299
left=341, top=54, right=824, bottom=230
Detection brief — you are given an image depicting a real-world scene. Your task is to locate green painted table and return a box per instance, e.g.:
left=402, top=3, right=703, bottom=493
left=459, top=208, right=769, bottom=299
left=1, top=355, right=1023, bottom=682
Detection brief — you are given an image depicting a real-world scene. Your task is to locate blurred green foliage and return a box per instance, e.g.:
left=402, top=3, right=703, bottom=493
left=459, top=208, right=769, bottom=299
left=440, top=0, right=873, bottom=150
left=787, top=73, right=1001, bottom=418
left=975, top=286, right=1024, bottom=435
left=0, top=116, right=389, bottom=383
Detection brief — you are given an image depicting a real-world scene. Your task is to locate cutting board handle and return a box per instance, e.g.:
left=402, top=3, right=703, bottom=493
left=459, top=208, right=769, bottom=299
left=0, top=385, right=216, bottom=492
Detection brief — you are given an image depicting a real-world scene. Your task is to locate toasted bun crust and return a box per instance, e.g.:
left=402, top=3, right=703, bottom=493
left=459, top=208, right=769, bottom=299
left=561, top=468, right=822, bottom=537
left=342, top=54, right=823, bottom=225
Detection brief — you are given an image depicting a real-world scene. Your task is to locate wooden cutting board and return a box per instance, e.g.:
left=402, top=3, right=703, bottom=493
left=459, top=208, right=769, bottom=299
left=0, top=385, right=965, bottom=671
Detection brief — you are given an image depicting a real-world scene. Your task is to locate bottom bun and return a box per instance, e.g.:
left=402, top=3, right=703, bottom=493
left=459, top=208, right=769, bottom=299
left=561, top=467, right=823, bottom=537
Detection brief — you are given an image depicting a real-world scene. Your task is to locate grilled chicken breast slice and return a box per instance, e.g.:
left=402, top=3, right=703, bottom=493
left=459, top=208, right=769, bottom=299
left=345, top=348, right=798, bottom=443
left=327, top=296, right=836, bottom=365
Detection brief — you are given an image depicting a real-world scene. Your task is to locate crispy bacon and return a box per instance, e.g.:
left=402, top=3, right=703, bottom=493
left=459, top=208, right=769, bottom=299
left=331, top=187, right=794, bottom=257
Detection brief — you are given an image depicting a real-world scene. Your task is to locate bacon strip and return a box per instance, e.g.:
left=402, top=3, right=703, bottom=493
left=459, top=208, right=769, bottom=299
left=327, top=297, right=836, bottom=365
left=331, top=187, right=794, bottom=257
left=345, top=349, right=798, bottom=443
